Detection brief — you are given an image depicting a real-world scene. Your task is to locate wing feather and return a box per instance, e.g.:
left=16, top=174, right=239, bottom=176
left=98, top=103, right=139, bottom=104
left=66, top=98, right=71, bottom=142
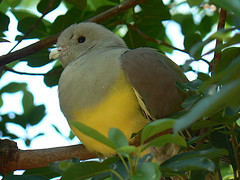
left=121, top=48, right=188, bottom=119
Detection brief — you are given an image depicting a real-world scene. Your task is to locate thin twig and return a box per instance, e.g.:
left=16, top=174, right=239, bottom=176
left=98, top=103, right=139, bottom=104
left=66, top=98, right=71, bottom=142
left=127, top=24, right=189, bottom=54
left=2, top=66, right=62, bottom=76
left=211, top=8, right=227, bottom=72
left=0, top=0, right=147, bottom=66
left=3, top=66, right=46, bottom=76
left=8, top=0, right=56, bottom=53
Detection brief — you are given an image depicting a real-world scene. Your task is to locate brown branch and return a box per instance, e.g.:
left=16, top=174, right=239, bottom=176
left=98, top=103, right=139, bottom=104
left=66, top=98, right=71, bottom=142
left=211, top=8, right=227, bottom=72
left=1, top=128, right=173, bottom=174
left=0, top=139, right=97, bottom=175
left=0, top=0, right=147, bottom=67
left=127, top=24, right=189, bottom=54
left=8, top=0, right=56, bottom=53
left=0, top=34, right=58, bottom=66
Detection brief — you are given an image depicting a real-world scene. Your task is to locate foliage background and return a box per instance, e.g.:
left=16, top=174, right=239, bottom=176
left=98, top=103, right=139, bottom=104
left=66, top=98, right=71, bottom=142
left=0, top=0, right=240, bottom=179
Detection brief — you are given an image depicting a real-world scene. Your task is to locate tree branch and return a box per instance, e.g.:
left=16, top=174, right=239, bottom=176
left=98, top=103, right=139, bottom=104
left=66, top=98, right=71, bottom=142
left=127, top=24, right=189, bottom=54
left=2, top=66, right=63, bottom=76
left=8, top=0, right=56, bottom=53
left=0, top=139, right=97, bottom=175
left=211, top=8, right=227, bottom=72
left=0, top=0, right=147, bottom=67
left=0, top=128, right=173, bottom=174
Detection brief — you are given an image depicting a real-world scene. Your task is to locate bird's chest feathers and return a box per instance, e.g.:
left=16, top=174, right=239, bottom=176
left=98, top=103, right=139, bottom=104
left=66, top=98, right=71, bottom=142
left=58, top=49, right=125, bottom=118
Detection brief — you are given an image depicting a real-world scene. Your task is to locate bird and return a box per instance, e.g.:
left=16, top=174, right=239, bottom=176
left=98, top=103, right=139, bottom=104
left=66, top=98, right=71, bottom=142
left=49, top=22, right=189, bottom=159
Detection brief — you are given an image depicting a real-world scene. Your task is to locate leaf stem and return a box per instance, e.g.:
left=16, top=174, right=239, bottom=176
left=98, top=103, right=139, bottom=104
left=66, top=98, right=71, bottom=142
left=109, top=169, right=124, bottom=180
left=117, top=153, right=131, bottom=175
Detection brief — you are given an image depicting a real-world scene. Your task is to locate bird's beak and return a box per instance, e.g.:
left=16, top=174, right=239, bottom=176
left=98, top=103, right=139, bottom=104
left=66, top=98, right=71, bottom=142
left=49, top=47, right=63, bottom=60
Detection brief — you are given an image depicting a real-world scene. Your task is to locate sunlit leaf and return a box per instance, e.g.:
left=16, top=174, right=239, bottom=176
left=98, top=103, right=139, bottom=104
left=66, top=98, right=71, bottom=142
left=108, top=128, right=128, bottom=148
left=141, top=119, right=176, bottom=143
left=212, top=0, right=240, bottom=17
left=61, top=161, right=111, bottom=180
left=174, top=80, right=240, bottom=132
left=37, top=0, right=61, bottom=14
left=3, top=175, right=48, bottom=180
left=70, top=121, right=116, bottom=150
left=0, top=12, right=10, bottom=32
left=132, top=162, right=161, bottom=180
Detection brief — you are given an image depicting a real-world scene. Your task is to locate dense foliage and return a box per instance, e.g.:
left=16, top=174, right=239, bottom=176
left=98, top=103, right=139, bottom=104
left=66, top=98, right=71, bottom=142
left=0, top=0, right=240, bottom=179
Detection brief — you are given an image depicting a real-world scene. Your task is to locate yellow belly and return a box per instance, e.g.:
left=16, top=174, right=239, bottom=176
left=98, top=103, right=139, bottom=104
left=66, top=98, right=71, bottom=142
left=70, top=71, right=148, bottom=156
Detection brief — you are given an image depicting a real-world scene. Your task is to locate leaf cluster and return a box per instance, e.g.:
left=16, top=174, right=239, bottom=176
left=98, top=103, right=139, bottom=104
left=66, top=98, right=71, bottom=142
left=0, top=0, right=240, bottom=179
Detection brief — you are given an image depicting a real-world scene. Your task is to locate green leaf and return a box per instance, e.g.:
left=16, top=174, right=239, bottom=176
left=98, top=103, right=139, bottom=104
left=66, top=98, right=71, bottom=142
left=17, top=17, right=48, bottom=39
left=201, top=55, right=240, bottom=88
left=5, top=0, right=21, bottom=8
left=0, top=12, right=10, bottom=32
left=70, top=121, right=116, bottom=150
left=210, top=130, right=236, bottom=170
left=50, top=8, right=82, bottom=35
left=3, top=175, right=48, bottom=180
left=33, top=132, right=45, bottom=139
left=212, top=0, right=240, bottom=17
left=0, top=82, right=27, bottom=93
left=64, top=0, right=87, bottom=10
left=144, top=134, right=187, bottom=149
left=123, top=28, right=147, bottom=49
left=132, top=162, right=161, bottom=180
left=22, top=89, right=34, bottom=114
left=117, top=145, right=137, bottom=155
left=174, top=80, right=240, bottom=132
left=21, top=49, right=52, bottom=67
left=187, top=0, right=203, bottom=7
left=0, top=96, right=3, bottom=107
left=184, top=33, right=202, bottom=58
left=197, top=72, right=211, bottom=82
left=37, top=0, right=61, bottom=14
left=215, top=47, right=240, bottom=74
left=52, top=124, right=63, bottom=135
left=24, top=166, right=61, bottom=179
left=181, top=94, right=202, bottom=109
left=11, top=9, right=38, bottom=20
left=0, top=0, right=10, bottom=13
left=173, top=14, right=197, bottom=35
left=108, top=128, right=129, bottom=149
left=162, top=148, right=228, bottom=163
left=199, top=15, right=213, bottom=37
left=0, top=37, right=10, bottom=42
left=24, top=105, right=46, bottom=126
left=87, top=0, right=116, bottom=11
left=176, top=79, right=202, bottom=92
left=44, top=65, right=62, bottom=87
left=137, top=0, right=170, bottom=22
left=160, top=149, right=227, bottom=173
left=161, top=157, right=215, bottom=173
left=61, top=161, right=111, bottom=180
left=141, top=119, right=176, bottom=143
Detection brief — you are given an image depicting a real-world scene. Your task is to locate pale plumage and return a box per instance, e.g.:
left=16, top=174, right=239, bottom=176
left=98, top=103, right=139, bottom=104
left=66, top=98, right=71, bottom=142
left=49, top=22, right=189, bottom=157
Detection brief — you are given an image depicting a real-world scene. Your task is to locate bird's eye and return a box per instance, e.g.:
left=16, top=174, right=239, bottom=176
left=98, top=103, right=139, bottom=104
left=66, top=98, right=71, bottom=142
left=78, top=36, right=86, bottom=43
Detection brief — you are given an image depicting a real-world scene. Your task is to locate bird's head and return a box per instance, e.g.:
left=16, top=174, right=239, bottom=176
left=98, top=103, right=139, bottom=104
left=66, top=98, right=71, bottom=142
left=49, top=22, right=127, bottom=67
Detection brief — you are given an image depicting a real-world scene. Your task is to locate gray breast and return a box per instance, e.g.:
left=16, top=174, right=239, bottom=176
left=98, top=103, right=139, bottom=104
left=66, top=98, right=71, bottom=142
left=58, top=49, right=124, bottom=119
